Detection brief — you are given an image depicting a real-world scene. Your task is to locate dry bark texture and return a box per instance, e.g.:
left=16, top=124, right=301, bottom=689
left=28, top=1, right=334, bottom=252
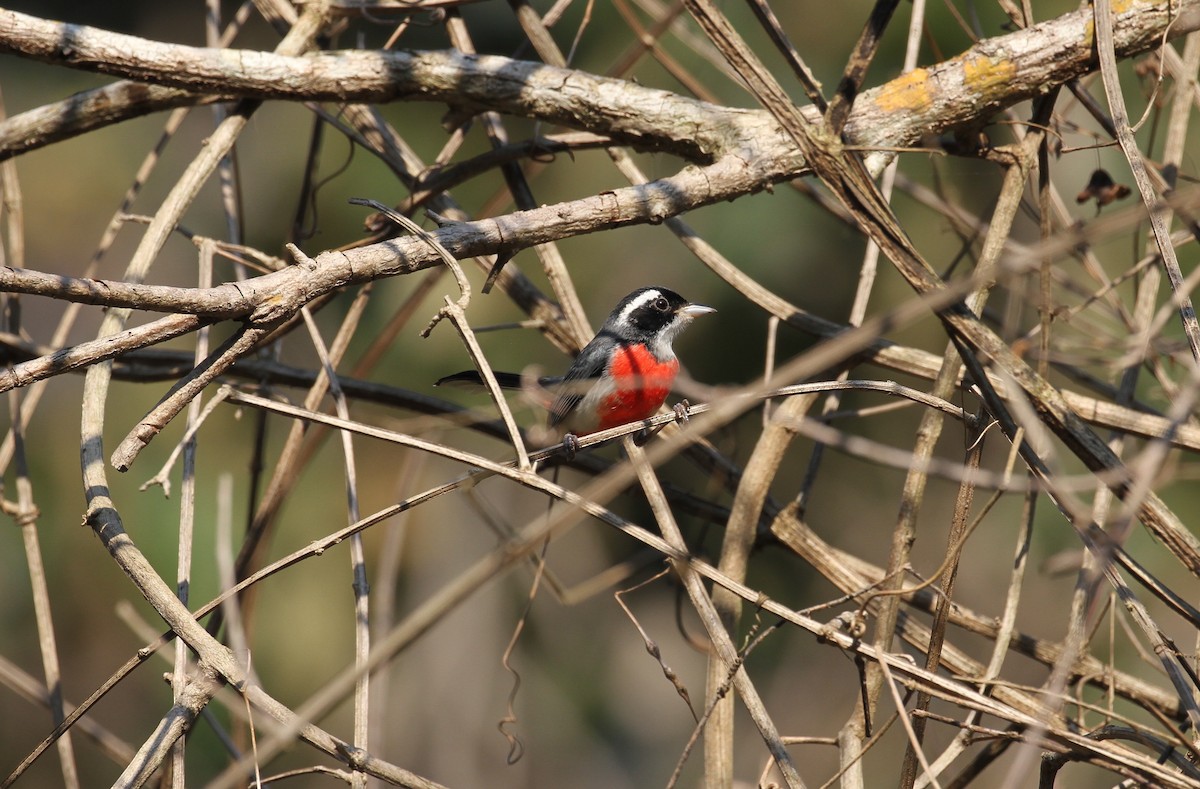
left=3, top=0, right=1200, bottom=787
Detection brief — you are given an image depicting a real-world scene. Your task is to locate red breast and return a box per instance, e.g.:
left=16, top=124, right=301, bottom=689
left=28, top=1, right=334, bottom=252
left=592, top=343, right=680, bottom=433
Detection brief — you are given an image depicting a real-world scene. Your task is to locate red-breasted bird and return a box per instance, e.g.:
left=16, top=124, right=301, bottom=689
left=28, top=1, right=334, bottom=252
left=436, top=287, right=715, bottom=447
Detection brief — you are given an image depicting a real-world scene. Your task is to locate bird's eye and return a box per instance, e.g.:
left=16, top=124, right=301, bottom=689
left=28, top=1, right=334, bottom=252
left=653, top=297, right=669, bottom=311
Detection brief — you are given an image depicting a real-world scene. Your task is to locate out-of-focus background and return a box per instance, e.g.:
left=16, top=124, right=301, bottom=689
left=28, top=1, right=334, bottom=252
left=3, top=0, right=1198, bottom=787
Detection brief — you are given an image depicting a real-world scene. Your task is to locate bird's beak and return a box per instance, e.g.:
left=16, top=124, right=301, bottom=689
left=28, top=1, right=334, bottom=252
left=678, top=303, right=716, bottom=318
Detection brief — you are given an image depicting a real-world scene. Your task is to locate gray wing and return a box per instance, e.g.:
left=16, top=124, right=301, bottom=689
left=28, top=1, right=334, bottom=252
left=548, top=333, right=616, bottom=429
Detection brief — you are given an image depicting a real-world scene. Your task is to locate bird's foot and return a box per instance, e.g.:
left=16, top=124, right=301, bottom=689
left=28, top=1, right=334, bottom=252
left=562, top=432, right=581, bottom=460
left=634, top=401, right=692, bottom=447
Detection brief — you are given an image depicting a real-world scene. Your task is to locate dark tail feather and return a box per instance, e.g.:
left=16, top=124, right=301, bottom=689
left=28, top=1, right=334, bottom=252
left=435, top=370, right=526, bottom=389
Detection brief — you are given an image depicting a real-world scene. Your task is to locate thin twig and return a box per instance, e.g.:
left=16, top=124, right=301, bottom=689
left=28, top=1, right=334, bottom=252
left=1093, top=0, right=1200, bottom=363
left=625, top=437, right=804, bottom=788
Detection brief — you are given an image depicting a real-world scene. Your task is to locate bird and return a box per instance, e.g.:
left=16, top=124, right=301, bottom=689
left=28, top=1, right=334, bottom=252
left=436, top=286, right=715, bottom=450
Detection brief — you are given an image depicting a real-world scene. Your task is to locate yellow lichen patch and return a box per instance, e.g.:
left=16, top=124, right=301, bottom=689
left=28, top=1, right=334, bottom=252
left=962, top=54, right=1017, bottom=96
left=1083, top=0, right=1153, bottom=41
left=873, top=67, right=933, bottom=111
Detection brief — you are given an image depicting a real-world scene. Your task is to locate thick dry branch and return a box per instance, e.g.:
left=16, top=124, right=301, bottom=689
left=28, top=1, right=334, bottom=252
left=0, top=8, right=742, bottom=162
left=0, top=0, right=1195, bottom=163
left=0, top=154, right=767, bottom=325
left=0, top=82, right=226, bottom=160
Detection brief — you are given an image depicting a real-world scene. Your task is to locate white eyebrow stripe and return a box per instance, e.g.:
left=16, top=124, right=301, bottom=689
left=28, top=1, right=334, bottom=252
left=615, top=289, right=662, bottom=324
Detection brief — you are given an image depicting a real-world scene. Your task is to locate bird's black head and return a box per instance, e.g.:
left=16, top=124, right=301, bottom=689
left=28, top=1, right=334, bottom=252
left=601, top=287, right=715, bottom=355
